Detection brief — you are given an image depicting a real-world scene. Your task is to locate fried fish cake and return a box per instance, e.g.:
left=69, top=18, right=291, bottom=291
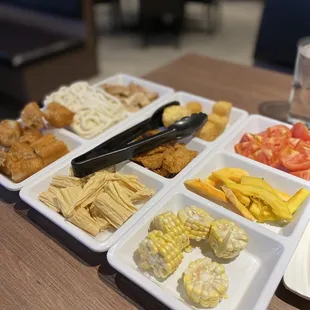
left=0, top=120, right=22, bottom=147
left=21, top=102, right=44, bottom=129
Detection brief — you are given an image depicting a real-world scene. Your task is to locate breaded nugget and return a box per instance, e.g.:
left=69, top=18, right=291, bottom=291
left=186, top=101, right=202, bottom=114
left=162, top=146, right=198, bottom=174
left=162, top=106, right=191, bottom=128
left=196, top=122, right=223, bottom=142
left=43, top=102, right=74, bottom=128
left=208, top=114, right=228, bottom=131
left=21, top=102, right=44, bottom=129
left=212, top=101, right=232, bottom=116
left=19, top=127, right=42, bottom=144
left=0, top=120, right=22, bottom=147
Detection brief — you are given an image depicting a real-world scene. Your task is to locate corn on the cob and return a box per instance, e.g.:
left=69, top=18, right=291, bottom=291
left=138, top=230, right=183, bottom=278
left=152, top=211, right=190, bottom=251
left=183, top=257, right=229, bottom=308
left=178, top=206, right=214, bottom=241
left=209, top=219, right=248, bottom=259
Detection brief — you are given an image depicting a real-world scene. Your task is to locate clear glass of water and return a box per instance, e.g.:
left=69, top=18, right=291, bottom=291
left=288, top=37, right=310, bottom=126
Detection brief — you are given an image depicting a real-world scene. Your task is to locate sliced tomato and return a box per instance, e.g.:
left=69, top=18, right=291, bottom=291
left=261, top=135, right=289, bottom=153
left=295, top=140, right=310, bottom=155
left=252, top=148, right=280, bottom=167
left=279, top=146, right=310, bottom=171
left=234, top=141, right=261, bottom=157
left=291, top=169, right=310, bottom=180
left=288, top=138, right=300, bottom=148
left=266, top=125, right=291, bottom=138
left=291, top=122, right=310, bottom=141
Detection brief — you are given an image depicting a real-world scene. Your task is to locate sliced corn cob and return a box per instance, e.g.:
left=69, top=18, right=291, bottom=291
left=152, top=211, right=190, bottom=250
left=138, top=230, right=183, bottom=278
left=209, top=219, right=248, bottom=259
left=183, top=257, right=229, bottom=308
left=177, top=206, right=214, bottom=241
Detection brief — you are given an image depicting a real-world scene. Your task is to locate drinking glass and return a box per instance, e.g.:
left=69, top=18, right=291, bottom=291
left=288, top=37, right=310, bottom=126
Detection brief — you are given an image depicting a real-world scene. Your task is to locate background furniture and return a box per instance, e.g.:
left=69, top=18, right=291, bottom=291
left=254, top=0, right=310, bottom=73
left=2, top=54, right=307, bottom=310
left=0, top=0, right=98, bottom=105
left=185, top=0, right=221, bottom=33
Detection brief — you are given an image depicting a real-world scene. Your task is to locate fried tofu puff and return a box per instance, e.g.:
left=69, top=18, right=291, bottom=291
left=21, top=102, right=45, bottom=129
left=43, top=102, right=74, bottom=128
left=0, top=120, right=22, bottom=147
left=186, top=101, right=203, bottom=114
left=212, top=101, right=232, bottom=117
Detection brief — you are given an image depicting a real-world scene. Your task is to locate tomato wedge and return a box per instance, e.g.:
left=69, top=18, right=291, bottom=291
left=291, top=169, right=310, bottom=181
left=291, top=122, right=310, bottom=141
left=235, top=141, right=261, bottom=157
left=266, top=125, right=292, bottom=138
left=279, top=146, right=310, bottom=171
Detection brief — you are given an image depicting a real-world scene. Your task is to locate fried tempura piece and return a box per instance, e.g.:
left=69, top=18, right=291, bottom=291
left=31, top=134, right=69, bottom=166
left=162, top=144, right=198, bottom=174
left=43, top=102, right=74, bottom=128
left=0, top=120, right=22, bottom=147
left=10, top=156, right=44, bottom=182
left=21, top=102, right=44, bottom=129
left=212, top=101, right=232, bottom=117
left=19, top=127, right=42, bottom=144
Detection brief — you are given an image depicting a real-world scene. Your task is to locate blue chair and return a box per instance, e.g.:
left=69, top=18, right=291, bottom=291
left=254, top=0, right=310, bottom=74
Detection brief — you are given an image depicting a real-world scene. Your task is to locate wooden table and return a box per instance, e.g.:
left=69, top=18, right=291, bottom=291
left=1, top=54, right=309, bottom=310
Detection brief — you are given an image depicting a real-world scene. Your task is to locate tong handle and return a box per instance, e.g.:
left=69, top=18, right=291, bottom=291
left=72, top=129, right=176, bottom=177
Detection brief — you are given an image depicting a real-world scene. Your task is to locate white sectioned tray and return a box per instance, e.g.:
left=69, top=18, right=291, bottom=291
left=107, top=150, right=310, bottom=310
left=284, top=220, right=310, bottom=300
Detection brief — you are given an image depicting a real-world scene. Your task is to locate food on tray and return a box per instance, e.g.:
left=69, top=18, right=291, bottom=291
left=19, top=127, right=42, bottom=144
left=21, top=102, right=45, bottom=129
left=178, top=206, right=214, bottom=241
left=234, top=122, right=310, bottom=180
left=186, top=101, right=202, bottom=114
left=43, top=102, right=74, bottom=128
left=132, top=130, right=198, bottom=178
left=162, top=105, right=191, bottom=128
left=209, top=219, right=248, bottom=259
left=0, top=120, right=22, bottom=146
left=138, top=230, right=184, bottom=278
left=196, top=101, right=232, bottom=142
left=152, top=212, right=190, bottom=251
left=101, top=82, right=159, bottom=112
left=183, top=258, right=229, bottom=308
left=44, top=81, right=127, bottom=139
left=39, top=170, right=154, bottom=235
left=137, top=207, right=247, bottom=308
left=1, top=134, right=69, bottom=182
left=185, top=168, right=310, bottom=224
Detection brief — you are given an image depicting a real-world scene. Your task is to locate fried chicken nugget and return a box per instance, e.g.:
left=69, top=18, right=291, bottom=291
left=43, top=102, right=74, bottom=128
left=0, top=120, right=22, bottom=147
left=19, top=127, right=42, bottom=144
left=21, top=102, right=44, bottom=129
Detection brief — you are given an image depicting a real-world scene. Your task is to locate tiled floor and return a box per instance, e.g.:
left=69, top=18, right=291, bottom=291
left=93, top=0, right=264, bottom=81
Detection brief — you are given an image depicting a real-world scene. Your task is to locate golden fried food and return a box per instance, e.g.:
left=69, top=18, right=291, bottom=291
left=0, top=149, right=6, bottom=167
left=162, top=106, right=191, bottom=128
left=186, top=101, right=203, bottom=114
left=208, top=114, right=229, bottom=131
left=21, top=102, right=44, bottom=129
left=19, top=127, right=42, bottom=144
left=39, top=170, right=154, bottom=235
left=212, top=101, right=232, bottom=116
left=30, top=134, right=69, bottom=166
left=132, top=132, right=198, bottom=177
left=196, top=121, right=223, bottom=142
left=43, top=102, right=74, bottom=128
left=102, top=82, right=158, bottom=112
left=0, top=120, right=22, bottom=147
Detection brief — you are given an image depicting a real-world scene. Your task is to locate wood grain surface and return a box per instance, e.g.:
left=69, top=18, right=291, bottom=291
left=1, top=54, right=309, bottom=310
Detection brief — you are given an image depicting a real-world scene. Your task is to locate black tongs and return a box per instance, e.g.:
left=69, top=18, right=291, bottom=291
left=71, top=102, right=208, bottom=177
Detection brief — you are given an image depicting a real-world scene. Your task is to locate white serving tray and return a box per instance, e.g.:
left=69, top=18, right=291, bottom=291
left=284, top=220, right=310, bottom=300
left=107, top=150, right=310, bottom=310
left=0, top=127, right=84, bottom=191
